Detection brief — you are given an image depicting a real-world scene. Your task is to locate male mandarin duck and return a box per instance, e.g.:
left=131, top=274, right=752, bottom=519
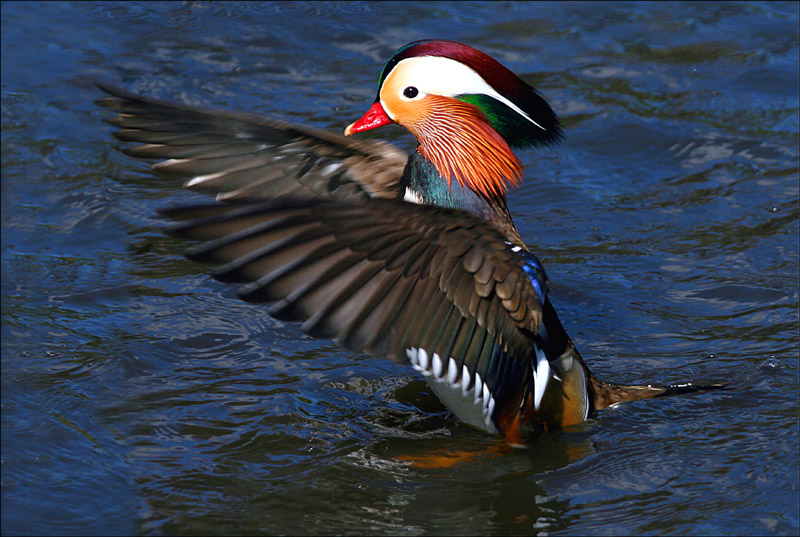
left=97, top=40, right=723, bottom=446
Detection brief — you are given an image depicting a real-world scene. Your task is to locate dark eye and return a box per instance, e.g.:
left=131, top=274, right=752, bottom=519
left=403, top=86, right=419, bottom=99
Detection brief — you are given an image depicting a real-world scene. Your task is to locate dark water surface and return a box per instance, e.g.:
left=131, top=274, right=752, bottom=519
left=2, top=1, right=798, bottom=535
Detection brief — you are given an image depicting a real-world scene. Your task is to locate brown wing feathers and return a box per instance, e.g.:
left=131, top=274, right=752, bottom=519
left=99, top=83, right=551, bottom=412
left=161, top=199, right=542, bottom=371
left=96, top=82, right=408, bottom=202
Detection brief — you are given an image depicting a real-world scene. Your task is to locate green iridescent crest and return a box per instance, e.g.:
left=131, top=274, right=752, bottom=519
left=456, top=94, right=562, bottom=149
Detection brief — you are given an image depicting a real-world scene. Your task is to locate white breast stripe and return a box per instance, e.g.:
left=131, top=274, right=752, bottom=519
left=532, top=342, right=550, bottom=411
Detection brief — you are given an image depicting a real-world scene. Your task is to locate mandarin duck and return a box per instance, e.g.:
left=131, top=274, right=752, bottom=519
left=97, top=40, right=724, bottom=446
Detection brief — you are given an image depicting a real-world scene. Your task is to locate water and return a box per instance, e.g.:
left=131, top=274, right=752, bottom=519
left=2, top=1, right=798, bottom=535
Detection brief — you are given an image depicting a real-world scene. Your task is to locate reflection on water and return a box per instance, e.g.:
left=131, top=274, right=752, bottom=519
left=2, top=1, right=798, bottom=536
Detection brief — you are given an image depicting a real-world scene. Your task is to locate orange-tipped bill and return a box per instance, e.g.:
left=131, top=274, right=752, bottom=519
left=344, top=101, right=392, bottom=135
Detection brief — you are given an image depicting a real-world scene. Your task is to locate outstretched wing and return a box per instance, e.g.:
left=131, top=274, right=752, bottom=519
left=161, top=198, right=545, bottom=430
left=95, top=82, right=408, bottom=202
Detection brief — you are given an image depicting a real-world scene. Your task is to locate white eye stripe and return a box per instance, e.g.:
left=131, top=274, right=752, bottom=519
left=384, top=56, right=545, bottom=131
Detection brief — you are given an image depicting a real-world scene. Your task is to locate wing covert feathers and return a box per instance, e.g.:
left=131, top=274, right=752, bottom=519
left=161, top=199, right=543, bottom=366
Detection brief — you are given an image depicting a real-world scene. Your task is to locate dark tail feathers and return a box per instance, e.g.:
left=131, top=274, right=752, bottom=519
left=590, top=377, right=729, bottom=411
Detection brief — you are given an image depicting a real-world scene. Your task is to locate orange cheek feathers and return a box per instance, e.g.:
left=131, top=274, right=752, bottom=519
left=408, top=96, right=522, bottom=200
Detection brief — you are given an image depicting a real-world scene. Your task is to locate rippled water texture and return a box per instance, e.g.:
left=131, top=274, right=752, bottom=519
left=2, top=1, right=798, bottom=535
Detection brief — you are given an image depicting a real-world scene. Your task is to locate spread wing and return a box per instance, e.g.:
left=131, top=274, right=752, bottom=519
left=95, top=82, right=408, bottom=202
left=160, top=198, right=544, bottom=416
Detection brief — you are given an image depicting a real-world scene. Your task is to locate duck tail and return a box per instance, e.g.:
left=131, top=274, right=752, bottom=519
left=590, top=376, right=729, bottom=410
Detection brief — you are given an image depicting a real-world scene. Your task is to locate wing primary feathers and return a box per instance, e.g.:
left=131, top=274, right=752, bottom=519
left=96, top=82, right=408, bottom=203
left=157, top=197, right=542, bottom=389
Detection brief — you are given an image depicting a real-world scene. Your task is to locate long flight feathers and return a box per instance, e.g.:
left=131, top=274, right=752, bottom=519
left=95, top=82, right=408, bottom=202
left=160, top=199, right=543, bottom=369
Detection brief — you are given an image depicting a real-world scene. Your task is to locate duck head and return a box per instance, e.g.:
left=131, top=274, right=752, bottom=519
left=345, top=39, right=562, bottom=202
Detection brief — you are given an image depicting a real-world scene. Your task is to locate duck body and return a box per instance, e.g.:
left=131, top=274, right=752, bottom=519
left=97, top=40, right=724, bottom=446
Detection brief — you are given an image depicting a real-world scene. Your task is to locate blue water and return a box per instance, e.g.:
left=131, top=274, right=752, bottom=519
left=2, top=1, right=798, bottom=535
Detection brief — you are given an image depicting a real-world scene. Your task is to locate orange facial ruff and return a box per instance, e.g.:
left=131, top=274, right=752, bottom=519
left=408, top=95, right=522, bottom=201
left=346, top=95, right=522, bottom=201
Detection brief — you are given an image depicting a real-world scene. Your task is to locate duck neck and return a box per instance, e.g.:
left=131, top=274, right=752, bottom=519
left=403, top=151, right=525, bottom=247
